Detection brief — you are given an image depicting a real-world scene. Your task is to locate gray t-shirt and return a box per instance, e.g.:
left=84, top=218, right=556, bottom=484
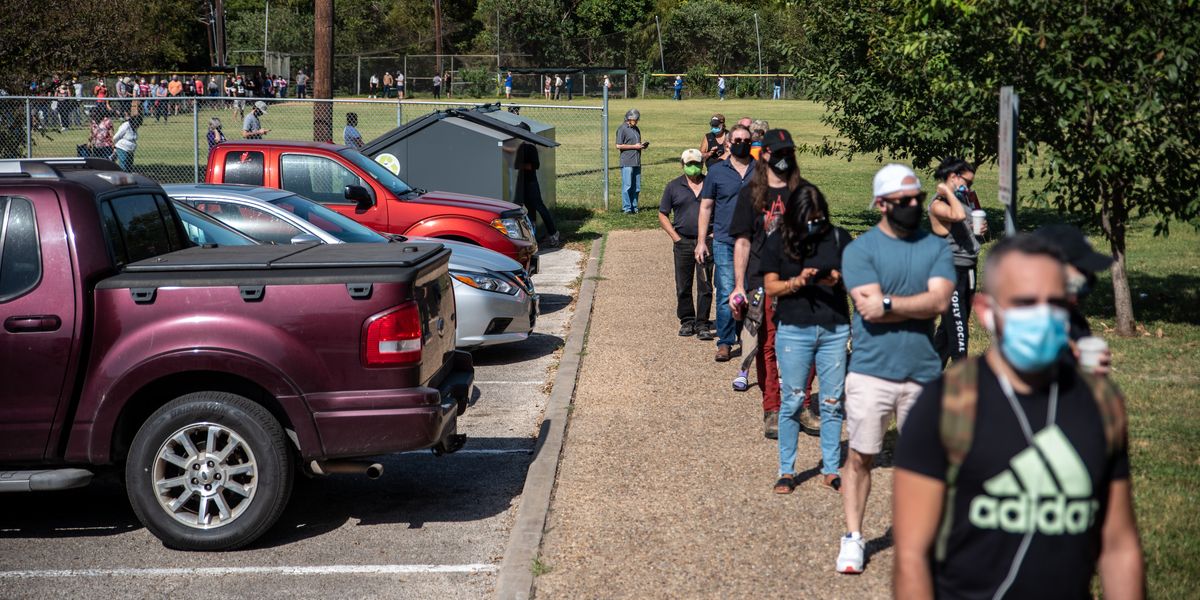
left=616, top=123, right=642, bottom=167
left=243, top=113, right=262, bottom=138
left=842, top=226, right=956, bottom=383
left=296, top=73, right=308, bottom=86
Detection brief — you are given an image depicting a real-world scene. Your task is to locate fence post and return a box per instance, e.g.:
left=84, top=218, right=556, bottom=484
left=396, top=101, right=402, bottom=127
left=24, top=99, right=32, bottom=158
left=356, top=56, right=362, bottom=96
left=601, top=87, right=609, bottom=211
left=193, top=98, right=200, bottom=183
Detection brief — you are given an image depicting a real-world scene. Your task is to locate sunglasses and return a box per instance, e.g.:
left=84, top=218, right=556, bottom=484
left=881, top=191, right=926, bottom=205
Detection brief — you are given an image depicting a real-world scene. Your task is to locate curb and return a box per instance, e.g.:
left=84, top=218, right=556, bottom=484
left=495, top=237, right=603, bottom=600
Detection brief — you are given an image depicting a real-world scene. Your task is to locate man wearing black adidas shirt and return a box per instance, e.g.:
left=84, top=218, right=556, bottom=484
left=893, top=234, right=1144, bottom=599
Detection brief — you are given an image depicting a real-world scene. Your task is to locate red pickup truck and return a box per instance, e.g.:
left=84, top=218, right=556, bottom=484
left=205, top=141, right=539, bottom=272
left=0, top=159, right=472, bottom=550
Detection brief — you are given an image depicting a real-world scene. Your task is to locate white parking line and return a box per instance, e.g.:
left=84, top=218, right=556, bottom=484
left=0, top=564, right=499, bottom=579
left=474, top=380, right=545, bottom=385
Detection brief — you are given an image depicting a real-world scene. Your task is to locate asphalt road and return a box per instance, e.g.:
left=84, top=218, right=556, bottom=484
left=0, top=245, right=583, bottom=600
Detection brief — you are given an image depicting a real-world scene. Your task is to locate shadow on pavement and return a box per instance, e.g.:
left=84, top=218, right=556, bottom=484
left=0, top=436, right=533, bottom=551
left=471, top=332, right=564, bottom=366
left=536, top=293, right=572, bottom=315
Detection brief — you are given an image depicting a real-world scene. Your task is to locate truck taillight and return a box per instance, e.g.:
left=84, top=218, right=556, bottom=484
left=363, top=302, right=423, bottom=367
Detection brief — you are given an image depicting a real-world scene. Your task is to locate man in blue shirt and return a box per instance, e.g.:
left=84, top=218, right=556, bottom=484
left=835, top=163, right=955, bottom=575
left=695, top=124, right=755, bottom=361
left=673, top=75, right=683, bottom=100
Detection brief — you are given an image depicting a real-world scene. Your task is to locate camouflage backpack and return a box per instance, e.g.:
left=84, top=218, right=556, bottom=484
left=934, top=356, right=1129, bottom=560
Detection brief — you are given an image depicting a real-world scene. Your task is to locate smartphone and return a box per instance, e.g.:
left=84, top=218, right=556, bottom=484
left=812, top=268, right=833, bottom=283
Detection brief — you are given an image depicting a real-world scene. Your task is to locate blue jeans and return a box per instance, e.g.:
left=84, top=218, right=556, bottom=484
left=776, top=322, right=850, bottom=476
left=115, top=148, right=134, bottom=172
left=712, top=240, right=737, bottom=346
left=773, top=85, right=781, bottom=100
left=620, top=166, right=641, bottom=213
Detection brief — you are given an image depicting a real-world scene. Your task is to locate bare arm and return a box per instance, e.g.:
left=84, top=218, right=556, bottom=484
left=764, top=269, right=820, bottom=298
left=932, top=184, right=968, bottom=222
left=658, top=212, right=681, bottom=242
left=850, top=277, right=954, bottom=323
left=733, top=236, right=751, bottom=291
left=1099, top=479, right=1145, bottom=599
left=893, top=469, right=943, bottom=600
left=694, top=198, right=714, bottom=262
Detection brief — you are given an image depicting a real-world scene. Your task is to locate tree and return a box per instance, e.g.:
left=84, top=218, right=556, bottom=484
left=797, top=0, right=1200, bottom=335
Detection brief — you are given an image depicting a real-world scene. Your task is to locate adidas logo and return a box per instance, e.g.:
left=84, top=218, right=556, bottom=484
left=968, top=425, right=1100, bottom=535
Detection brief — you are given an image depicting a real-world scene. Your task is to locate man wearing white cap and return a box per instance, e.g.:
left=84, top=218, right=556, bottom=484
left=834, top=163, right=955, bottom=574
left=242, top=101, right=270, bottom=139
left=658, top=148, right=714, bottom=338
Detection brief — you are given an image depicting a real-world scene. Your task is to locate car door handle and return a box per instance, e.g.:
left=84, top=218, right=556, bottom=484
left=4, top=315, right=62, bottom=333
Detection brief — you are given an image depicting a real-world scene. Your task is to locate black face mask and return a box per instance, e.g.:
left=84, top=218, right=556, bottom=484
left=886, top=201, right=923, bottom=233
left=729, top=141, right=751, bottom=158
left=769, top=152, right=795, bottom=175
left=806, top=217, right=828, bottom=237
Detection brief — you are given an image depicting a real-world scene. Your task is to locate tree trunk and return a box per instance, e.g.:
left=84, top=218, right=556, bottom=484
left=1101, top=191, right=1136, bottom=335
left=312, top=0, right=333, bottom=143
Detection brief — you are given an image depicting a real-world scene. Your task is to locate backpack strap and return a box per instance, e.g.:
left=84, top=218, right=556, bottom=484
left=935, top=357, right=979, bottom=563
left=1077, top=368, right=1129, bottom=456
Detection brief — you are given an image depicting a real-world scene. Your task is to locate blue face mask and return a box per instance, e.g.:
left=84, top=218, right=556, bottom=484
left=994, top=303, right=1069, bottom=372
left=711, top=127, right=722, bottom=134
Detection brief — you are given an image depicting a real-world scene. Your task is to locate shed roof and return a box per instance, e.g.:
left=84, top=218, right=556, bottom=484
left=360, top=106, right=559, bottom=155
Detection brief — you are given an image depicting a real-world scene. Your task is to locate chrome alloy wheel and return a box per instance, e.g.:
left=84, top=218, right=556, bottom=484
left=151, top=422, right=258, bottom=529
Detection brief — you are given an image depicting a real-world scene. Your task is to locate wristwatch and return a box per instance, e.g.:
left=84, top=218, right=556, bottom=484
left=882, top=296, right=893, bottom=313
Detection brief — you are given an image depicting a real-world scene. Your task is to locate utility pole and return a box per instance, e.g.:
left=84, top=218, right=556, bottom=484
left=263, top=0, right=269, bottom=67
left=433, top=0, right=443, bottom=75
left=654, top=15, right=666, bottom=73
left=214, top=0, right=227, bottom=67
left=753, top=12, right=763, bottom=97
left=313, top=0, right=333, bottom=142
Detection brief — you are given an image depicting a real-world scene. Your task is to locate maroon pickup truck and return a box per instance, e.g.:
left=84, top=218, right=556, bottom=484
left=0, top=159, right=473, bottom=550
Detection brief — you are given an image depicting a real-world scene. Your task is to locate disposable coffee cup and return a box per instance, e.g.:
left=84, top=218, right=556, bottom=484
left=1077, top=336, right=1109, bottom=370
left=971, top=209, right=988, bottom=235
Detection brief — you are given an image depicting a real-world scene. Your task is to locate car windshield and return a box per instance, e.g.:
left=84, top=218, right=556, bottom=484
left=268, top=193, right=389, bottom=244
left=339, top=148, right=415, bottom=196
left=173, top=201, right=258, bottom=246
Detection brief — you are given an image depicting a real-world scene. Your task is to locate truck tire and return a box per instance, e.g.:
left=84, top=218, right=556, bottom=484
left=125, top=392, right=293, bottom=551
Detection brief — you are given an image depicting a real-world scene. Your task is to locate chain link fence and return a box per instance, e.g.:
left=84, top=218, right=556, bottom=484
left=0, top=95, right=611, bottom=209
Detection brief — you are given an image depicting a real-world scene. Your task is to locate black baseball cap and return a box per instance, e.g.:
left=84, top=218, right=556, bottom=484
left=1034, top=224, right=1113, bottom=273
left=763, top=129, right=795, bottom=153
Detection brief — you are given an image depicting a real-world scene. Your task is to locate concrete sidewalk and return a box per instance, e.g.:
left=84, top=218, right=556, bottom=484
left=536, top=230, right=896, bottom=599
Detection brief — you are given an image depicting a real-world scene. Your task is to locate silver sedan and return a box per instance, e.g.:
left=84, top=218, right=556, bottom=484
left=163, top=183, right=537, bottom=349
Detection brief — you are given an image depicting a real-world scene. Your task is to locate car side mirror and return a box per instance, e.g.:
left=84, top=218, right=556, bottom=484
left=289, top=233, right=321, bottom=245
left=345, top=185, right=374, bottom=210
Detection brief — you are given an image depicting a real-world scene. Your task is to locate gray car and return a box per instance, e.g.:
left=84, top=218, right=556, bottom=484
left=163, top=184, right=537, bottom=349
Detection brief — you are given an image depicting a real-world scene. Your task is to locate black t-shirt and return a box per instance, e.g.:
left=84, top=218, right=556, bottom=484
left=728, top=185, right=786, bottom=290
left=895, top=359, right=1130, bottom=600
left=658, top=174, right=706, bottom=238
left=760, top=228, right=851, bottom=326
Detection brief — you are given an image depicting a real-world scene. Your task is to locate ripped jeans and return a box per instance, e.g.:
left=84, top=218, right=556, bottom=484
left=775, top=322, right=850, bottom=476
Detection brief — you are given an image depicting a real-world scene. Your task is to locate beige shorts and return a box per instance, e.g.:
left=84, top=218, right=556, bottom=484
left=845, top=371, right=925, bottom=455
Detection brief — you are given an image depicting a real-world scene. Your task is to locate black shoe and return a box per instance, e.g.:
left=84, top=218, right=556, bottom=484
left=697, top=327, right=714, bottom=341
left=679, top=322, right=696, bottom=337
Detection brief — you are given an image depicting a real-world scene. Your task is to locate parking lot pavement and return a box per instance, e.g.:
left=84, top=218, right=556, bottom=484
left=0, top=246, right=584, bottom=600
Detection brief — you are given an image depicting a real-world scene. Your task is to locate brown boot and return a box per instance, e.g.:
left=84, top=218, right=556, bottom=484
left=715, top=344, right=732, bottom=362
left=798, top=405, right=821, bottom=436
left=764, top=410, right=779, bottom=439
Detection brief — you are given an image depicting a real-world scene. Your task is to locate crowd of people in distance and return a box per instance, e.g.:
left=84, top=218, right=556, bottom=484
left=642, top=108, right=1146, bottom=597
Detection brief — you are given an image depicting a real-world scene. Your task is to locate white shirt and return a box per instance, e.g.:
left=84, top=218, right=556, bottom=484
left=718, top=77, right=726, bottom=89
left=397, top=74, right=404, bottom=85
left=113, top=121, right=138, bottom=152
left=370, top=75, right=379, bottom=84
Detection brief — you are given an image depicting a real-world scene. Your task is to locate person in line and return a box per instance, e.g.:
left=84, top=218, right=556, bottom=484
left=153, top=79, right=170, bottom=123
left=343, top=112, right=364, bottom=149
left=695, top=125, right=755, bottom=363
left=85, top=113, right=114, bottom=160
left=207, top=117, right=226, bottom=150
left=700, top=114, right=729, bottom=168
left=369, top=72, right=379, bottom=98
left=728, top=129, right=801, bottom=438
left=565, top=73, right=573, bottom=100
left=1034, top=224, right=1115, bottom=373
left=615, top=109, right=648, bottom=214
left=717, top=75, right=727, bottom=101
left=773, top=76, right=783, bottom=100
left=167, top=75, right=183, bottom=116
left=504, top=71, right=513, bottom=99
left=208, top=76, right=220, bottom=99
left=836, top=164, right=955, bottom=574
left=929, top=157, right=986, bottom=366
left=893, top=233, right=1144, bottom=599
left=748, top=119, right=769, bottom=160
left=432, top=73, right=443, bottom=99
left=659, top=149, right=714, bottom=340
left=295, top=70, right=308, bottom=99
left=395, top=71, right=405, bottom=99
left=514, top=122, right=559, bottom=247
left=444, top=71, right=452, bottom=98
left=737, top=116, right=753, bottom=130
left=763, top=183, right=851, bottom=492
left=673, top=75, right=684, bottom=100
left=553, top=74, right=563, bottom=100
left=242, top=101, right=270, bottom=139
left=112, top=114, right=142, bottom=172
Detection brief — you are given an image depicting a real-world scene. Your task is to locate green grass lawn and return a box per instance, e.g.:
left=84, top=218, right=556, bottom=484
left=551, top=97, right=1199, bottom=597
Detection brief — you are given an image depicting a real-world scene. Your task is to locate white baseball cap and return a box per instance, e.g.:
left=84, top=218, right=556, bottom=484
left=681, top=148, right=703, bottom=164
left=254, top=100, right=268, bottom=112
left=871, top=163, right=922, bottom=205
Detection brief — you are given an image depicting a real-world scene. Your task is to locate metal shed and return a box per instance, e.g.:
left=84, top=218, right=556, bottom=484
left=359, top=107, right=560, bottom=208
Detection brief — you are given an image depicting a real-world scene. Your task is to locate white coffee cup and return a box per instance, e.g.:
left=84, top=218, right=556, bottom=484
left=1077, top=336, right=1109, bottom=370
left=971, top=209, right=988, bottom=236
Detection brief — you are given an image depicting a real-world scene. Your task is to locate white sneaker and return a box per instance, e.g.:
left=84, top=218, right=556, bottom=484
left=837, top=533, right=865, bottom=574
